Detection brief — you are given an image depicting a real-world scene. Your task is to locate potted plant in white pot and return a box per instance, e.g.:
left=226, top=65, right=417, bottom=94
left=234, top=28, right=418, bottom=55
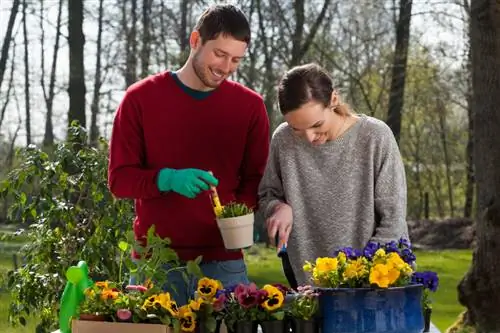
left=215, top=202, right=255, bottom=250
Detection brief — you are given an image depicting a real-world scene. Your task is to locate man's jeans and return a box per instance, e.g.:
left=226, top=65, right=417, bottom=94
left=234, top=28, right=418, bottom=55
left=130, top=259, right=249, bottom=306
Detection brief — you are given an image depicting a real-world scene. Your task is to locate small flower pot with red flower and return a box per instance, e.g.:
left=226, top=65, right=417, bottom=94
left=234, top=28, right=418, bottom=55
left=303, top=239, right=439, bottom=333
left=215, top=203, right=254, bottom=250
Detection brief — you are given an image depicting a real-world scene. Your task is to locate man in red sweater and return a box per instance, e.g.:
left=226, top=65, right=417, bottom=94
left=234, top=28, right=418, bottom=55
left=108, top=4, right=270, bottom=305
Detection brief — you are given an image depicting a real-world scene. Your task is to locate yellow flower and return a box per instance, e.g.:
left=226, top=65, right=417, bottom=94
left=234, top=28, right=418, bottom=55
left=95, top=281, right=109, bottom=289
left=100, top=288, right=119, bottom=300
left=197, top=277, right=222, bottom=299
left=177, top=305, right=196, bottom=332
left=373, top=248, right=387, bottom=264
left=315, top=257, right=338, bottom=274
left=167, top=300, right=179, bottom=316
left=84, top=287, right=95, bottom=298
left=386, top=252, right=405, bottom=269
left=189, top=298, right=202, bottom=311
left=369, top=264, right=400, bottom=288
left=343, top=258, right=368, bottom=280
left=401, top=262, right=413, bottom=275
left=143, top=279, right=154, bottom=289
left=337, top=252, right=347, bottom=265
left=261, top=285, right=284, bottom=311
left=303, top=261, right=313, bottom=272
left=141, top=296, right=156, bottom=310
left=156, top=293, right=173, bottom=309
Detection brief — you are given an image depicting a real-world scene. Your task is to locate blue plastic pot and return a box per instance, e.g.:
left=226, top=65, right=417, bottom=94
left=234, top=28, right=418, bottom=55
left=318, top=284, right=424, bottom=333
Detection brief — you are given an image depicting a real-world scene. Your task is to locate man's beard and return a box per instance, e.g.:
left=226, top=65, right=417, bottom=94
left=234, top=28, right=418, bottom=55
left=192, top=51, right=220, bottom=89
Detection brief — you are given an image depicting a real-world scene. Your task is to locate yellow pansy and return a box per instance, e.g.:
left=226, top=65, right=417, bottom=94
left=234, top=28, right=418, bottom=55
left=343, top=258, right=368, bottom=280
left=177, top=305, right=196, bottom=332
left=261, top=285, right=284, bottom=311
left=197, top=277, right=222, bottom=299
left=369, top=263, right=400, bottom=288
left=315, top=257, right=338, bottom=274
left=189, top=298, right=202, bottom=311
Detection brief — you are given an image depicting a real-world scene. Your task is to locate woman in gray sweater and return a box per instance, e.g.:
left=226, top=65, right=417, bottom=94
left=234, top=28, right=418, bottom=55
left=257, top=63, right=409, bottom=287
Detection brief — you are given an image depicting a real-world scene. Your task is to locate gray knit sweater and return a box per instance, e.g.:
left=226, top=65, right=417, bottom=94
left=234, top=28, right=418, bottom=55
left=257, top=114, right=409, bottom=286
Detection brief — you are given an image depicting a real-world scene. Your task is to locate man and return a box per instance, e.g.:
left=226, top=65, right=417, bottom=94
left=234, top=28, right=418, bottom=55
left=107, top=4, right=270, bottom=305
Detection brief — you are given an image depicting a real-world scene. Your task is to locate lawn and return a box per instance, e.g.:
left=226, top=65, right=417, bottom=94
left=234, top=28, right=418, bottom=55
left=0, top=244, right=471, bottom=333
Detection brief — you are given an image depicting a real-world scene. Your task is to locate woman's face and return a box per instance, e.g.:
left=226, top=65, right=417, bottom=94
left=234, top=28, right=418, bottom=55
left=284, top=101, right=335, bottom=145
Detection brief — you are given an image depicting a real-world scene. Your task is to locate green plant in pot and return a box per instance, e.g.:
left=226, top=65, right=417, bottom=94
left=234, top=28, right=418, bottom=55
left=287, top=285, right=320, bottom=333
left=215, top=202, right=254, bottom=250
left=412, top=271, right=439, bottom=332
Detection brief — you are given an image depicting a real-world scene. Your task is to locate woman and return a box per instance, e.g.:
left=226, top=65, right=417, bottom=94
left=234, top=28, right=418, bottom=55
left=258, top=63, right=409, bottom=287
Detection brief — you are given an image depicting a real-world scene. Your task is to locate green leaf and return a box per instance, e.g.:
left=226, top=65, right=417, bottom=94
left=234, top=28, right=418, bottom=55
left=186, top=260, right=203, bottom=278
left=20, top=192, right=27, bottom=205
left=205, top=316, right=217, bottom=332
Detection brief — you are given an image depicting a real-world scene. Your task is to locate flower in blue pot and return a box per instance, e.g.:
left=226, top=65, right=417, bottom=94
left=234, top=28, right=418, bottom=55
left=302, top=238, right=438, bottom=333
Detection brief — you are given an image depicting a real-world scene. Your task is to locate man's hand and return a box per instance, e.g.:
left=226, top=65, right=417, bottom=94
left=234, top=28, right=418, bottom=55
left=266, top=203, right=293, bottom=247
left=157, top=168, right=219, bottom=198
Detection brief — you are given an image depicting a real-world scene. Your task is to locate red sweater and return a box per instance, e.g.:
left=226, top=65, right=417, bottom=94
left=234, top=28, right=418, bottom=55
left=108, top=71, right=270, bottom=262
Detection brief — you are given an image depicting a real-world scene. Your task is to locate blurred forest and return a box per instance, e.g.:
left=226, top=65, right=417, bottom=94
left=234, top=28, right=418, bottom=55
left=0, top=0, right=474, bottom=223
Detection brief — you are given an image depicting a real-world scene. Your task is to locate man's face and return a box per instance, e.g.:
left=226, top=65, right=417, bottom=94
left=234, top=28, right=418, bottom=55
left=191, top=32, right=247, bottom=89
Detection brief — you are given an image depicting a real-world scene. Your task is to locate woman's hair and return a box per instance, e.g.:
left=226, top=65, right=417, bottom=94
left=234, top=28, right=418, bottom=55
left=277, top=63, right=351, bottom=116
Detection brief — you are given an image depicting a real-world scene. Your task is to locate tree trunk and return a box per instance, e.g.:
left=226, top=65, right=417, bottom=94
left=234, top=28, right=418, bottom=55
left=386, top=0, right=412, bottom=144
left=67, top=0, right=86, bottom=128
left=0, top=42, right=16, bottom=130
left=177, top=0, right=190, bottom=66
left=22, top=0, right=31, bottom=146
left=437, top=97, right=455, bottom=217
left=457, top=0, right=500, bottom=331
left=124, top=0, right=138, bottom=87
left=140, top=0, right=152, bottom=78
left=42, top=0, right=63, bottom=147
left=0, top=0, right=21, bottom=90
left=290, top=0, right=331, bottom=67
left=90, top=0, right=104, bottom=146
left=464, top=42, right=474, bottom=219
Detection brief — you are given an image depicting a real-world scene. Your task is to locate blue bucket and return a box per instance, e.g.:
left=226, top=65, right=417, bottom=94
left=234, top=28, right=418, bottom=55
left=318, top=284, right=424, bottom=333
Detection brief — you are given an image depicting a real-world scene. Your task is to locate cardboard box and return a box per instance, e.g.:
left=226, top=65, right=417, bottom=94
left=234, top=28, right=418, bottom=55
left=71, top=319, right=230, bottom=333
left=72, top=320, right=170, bottom=333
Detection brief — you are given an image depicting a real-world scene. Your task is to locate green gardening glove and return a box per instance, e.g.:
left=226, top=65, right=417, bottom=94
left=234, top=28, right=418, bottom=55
left=157, top=168, right=219, bottom=199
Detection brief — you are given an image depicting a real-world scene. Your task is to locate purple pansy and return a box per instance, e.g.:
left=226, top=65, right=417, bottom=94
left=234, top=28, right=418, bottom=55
left=412, top=271, right=439, bottom=292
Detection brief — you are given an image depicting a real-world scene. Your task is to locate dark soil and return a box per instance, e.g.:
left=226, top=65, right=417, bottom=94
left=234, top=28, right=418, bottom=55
left=408, top=218, right=475, bottom=250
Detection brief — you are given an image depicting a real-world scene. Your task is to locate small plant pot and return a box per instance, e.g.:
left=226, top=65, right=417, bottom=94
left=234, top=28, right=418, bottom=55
left=423, top=308, right=432, bottom=332
left=216, top=213, right=254, bottom=250
left=228, top=320, right=259, bottom=333
left=260, top=320, right=287, bottom=333
left=291, top=318, right=319, bottom=333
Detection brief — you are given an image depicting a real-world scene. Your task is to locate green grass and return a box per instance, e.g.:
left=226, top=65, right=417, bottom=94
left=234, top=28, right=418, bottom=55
left=0, top=244, right=472, bottom=333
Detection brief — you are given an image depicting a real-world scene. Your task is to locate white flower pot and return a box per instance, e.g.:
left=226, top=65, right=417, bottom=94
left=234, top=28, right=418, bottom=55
left=216, top=212, right=254, bottom=250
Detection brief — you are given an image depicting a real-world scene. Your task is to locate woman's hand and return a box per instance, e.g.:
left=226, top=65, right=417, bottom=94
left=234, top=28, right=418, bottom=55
left=266, top=203, right=293, bottom=247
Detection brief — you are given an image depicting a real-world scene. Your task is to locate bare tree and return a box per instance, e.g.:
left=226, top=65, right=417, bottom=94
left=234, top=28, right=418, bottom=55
left=140, top=0, right=152, bottom=78
left=123, top=0, right=138, bottom=87
left=67, top=0, right=87, bottom=128
left=0, top=0, right=21, bottom=91
left=457, top=0, right=500, bottom=331
left=90, top=0, right=104, bottom=146
left=386, top=0, right=413, bottom=144
left=41, top=0, right=64, bottom=147
left=22, top=0, right=31, bottom=145
left=0, top=42, right=17, bottom=131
